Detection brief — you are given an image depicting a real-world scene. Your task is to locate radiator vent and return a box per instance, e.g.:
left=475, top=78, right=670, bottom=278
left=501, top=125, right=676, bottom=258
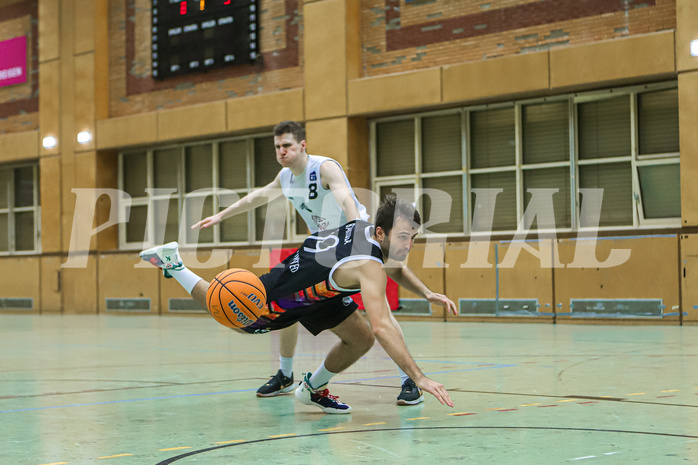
left=0, top=298, right=33, bottom=311
left=570, top=299, right=664, bottom=318
left=459, top=299, right=540, bottom=317
left=105, top=298, right=151, bottom=312
left=394, top=299, right=432, bottom=315
left=169, top=298, right=208, bottom=313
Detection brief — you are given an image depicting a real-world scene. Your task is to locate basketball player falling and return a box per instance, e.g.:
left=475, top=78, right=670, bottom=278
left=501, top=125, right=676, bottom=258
left=140, top=195, right=455, bottom=413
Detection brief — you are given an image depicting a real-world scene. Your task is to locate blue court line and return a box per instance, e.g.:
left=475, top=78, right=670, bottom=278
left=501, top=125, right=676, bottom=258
left=0, top=365, right=515, bottom=414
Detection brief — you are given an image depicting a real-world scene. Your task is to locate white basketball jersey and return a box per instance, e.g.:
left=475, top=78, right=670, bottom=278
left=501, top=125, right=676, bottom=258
left=279, top=155, right=369, bottom=233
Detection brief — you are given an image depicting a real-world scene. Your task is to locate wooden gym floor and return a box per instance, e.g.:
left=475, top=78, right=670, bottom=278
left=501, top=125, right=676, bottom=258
left=1, top=314, right=697, bottom=464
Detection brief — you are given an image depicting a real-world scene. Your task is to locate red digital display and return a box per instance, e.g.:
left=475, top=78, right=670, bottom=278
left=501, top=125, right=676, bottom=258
left=180, top=1, right=186, bottom=15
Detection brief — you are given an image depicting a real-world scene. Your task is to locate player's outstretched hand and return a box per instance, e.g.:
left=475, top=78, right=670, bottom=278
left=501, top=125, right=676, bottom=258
left=191, top=214, right=222, bottom=230
left=416, top=376, right=454, bottom=407
left=426, top=292, right=458, bottom=316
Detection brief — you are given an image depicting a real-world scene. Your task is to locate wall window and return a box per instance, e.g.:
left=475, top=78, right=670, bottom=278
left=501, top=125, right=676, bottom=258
left=0, top=163, right=40, bottom=254
left=119, top=133, right=299, bottom=249
left=370, top=82, right=680, bottom=236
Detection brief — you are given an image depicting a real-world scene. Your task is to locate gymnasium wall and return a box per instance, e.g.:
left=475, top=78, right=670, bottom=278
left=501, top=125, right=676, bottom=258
left=1, top=0, right=698, bottom=325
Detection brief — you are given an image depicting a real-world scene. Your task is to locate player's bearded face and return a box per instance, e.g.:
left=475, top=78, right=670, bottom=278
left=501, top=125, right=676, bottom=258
left=274, top=133, right=305, bottom=167
left=381, top=216, right=418, bottom=262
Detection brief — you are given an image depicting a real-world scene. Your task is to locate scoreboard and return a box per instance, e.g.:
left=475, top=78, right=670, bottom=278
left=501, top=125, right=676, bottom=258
left=151, top=0, right=260, bottom=79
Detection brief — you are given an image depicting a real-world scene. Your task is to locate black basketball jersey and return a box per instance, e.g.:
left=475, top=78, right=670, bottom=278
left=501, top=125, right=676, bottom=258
left=260, top=220, right=384, bottom=311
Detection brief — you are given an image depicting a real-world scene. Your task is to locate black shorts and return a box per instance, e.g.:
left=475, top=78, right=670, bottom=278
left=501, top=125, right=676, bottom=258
left=242, top=297, right=358, bottom=336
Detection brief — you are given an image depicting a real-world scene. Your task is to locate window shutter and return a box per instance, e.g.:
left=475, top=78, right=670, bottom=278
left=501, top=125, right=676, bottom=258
left=154, top=148, right=181, bottom=189
left=219, top=140, right=248, bottom=190
left=579, top=163, right=632, bottom=227
left=523, top=101, right=569, bottom=164
left=523, top=167, right=571, bottom=229
left=423, top=175, right=463, bottom=233
left=470, top=108, right=515, bottom=169
left=422, top=114, right=462, bottom=173
left=122, top=152, right=147, bottom=197
left=185, top=144, right=213, bottom=192
left=376, top=120, right=415, bottom=176
left=578, top=96, right=631, bottom=160
left=471, top=171, right=517, bottom=231
left=638, top=164, right=680, bottom=219
left=254, top=137, right=277, bottom=187
left=638, top=89, right=679, bottom=155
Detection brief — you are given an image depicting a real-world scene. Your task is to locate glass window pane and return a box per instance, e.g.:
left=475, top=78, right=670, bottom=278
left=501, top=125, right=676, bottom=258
left=122, top=152, right=148, bottom=197
left=422, top=176, right=463, bottom=233
left=219, top=140, right=248, bottom=189
left=422, top=114, right=462, bottom=173
left=379, top=184, right=415, bottom=205
left=376, top=120, right=415, bottom=176
left=0, top=169, right=9, bottom=209
left=523, top=101, right=569, bottom=164
left=578, top=96, right=631, bottom=160
left=154, top=148, right=180, bottom=189
left=14, top=166, right=34, bottom=207
left=185, top=144, right=213, bottom=192
left=638, top=89, right=679, bottom=155
left=523, top=167, right=571, bottom=230
left=219, top=190, right=248, bottom=242
left=0, top=213, right=8, bottom=251
left=470, top=108, right=515, bottom=169
left=126, top=204, right=147, bottom=243
left=471, top=171, right=517, bottom=231
left=153, top=197, right=180, bottom=244
left=14, top=211, right=34, bottom=251
left=638, top=164, right=681, bottom=219
left=579, top=163, right=632, bottom=227
left=254, top=137, right=278, bottom=187
left=185, top=195, right=214, bottom=243
left=255, top=196, right=287, bottom=242
left=295, top=209, right=309, bottom=236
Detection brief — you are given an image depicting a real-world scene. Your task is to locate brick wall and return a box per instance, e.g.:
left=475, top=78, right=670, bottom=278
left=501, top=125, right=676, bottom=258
left=0, top=0, right=38, bottom=135
left=362, top=0, right=676, bottom=77
left=108, top=0, right=304, bottom=118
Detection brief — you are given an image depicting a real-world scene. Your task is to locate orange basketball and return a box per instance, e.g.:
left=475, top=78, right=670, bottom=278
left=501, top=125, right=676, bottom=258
left=206, top=269, right=268, bottom=329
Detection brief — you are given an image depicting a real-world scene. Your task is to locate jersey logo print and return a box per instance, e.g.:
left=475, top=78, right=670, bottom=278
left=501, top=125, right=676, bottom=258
left=312, top=215, right=330, bottom=230
left=299, top=202, right=313, bottom=212
left=309, top=171, right=317, bottom=181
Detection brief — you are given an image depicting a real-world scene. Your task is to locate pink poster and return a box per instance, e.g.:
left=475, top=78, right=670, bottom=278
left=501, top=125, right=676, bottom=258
left=0, top=36, right=28, bottom=88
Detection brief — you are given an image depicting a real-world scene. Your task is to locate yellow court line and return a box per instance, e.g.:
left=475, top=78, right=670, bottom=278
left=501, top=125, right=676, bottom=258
left=268, top=433, right=297, bottom=438
left=98, top=454, right=134, bottom=459
left=520, top=403, right=541, bottom=407
left=627, top=393, right=645, bottom=396
left=448, top=412, right=476, bottom=416
left=600, top=396, right=615, bottom=398
left=406, top=417, right=430, bottom=421
left=363, top=422, right=387, bottom=426
left=486, top=407, right=506, bottom=411
left=158, top=447, right=191, bottom=452
left=661, top=389, right=680, bottom=393
left=318, top=427, right=345, bottom=432
left=214, top=440, right=246, bottom=445
left=39, top=462, right=69, bottom=465
left=557, top=399, right=577, bottom=403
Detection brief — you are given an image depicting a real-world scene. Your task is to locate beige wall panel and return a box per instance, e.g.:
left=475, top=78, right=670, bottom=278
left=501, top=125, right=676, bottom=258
left=96, top=112, right=158, bottom=150
left=443, top=241, right=497, bottom=321
left=348, top=68, right=441, bottom=115
left=496, top=240, right=554, bottom=315
left=63, top=151, right=98, bottom=252
left=226, top=90, right=304, bottom=133
left=93, top=0, right=110, bottom=121
left=73, top=53, right=96, bottom=153
left=555, top=236, right=680, bottom=320
left=304, top=0, right=347, bottom=120
left=38, top=0, right=59, bottom=62
left=0, top=257, right=40, bottom=313
left=443, top=52, right=549, bottom=103
left=157, top=101, right=227, bottom=143
left=73, top=0, right=96, bottom=54
left=305, top=118, right=349, bottom=166
left=39, top=156, right=62, bottom=253
left=400, top=242, right=446, bottom=319
left=231, top=247, right=268, bottom=277
left=39, top=60, right=60, bottom=157
left=40, top=256, right=62, bottom=313
left=550, top=31, right=675, bottom=89
left=681, top=234, right=698, bottom=321
left=98, top=253, right=160, bottom=314
left=0, top=130, right=38, bottom=162
left=61, top=255, right=97, bottom=314
left=679, top=72, right=698, bottom=226
left=95, top=151, right=119, bottom=251
left=346, top=0, right=362, bottom=82
left=677, top=0, right=698, bottom=72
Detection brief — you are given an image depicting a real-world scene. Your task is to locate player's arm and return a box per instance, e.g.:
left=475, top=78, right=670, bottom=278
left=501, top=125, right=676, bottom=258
left=320, top=161, right=362, bottom=222
left=192, top=173, right=284, bottom=229
left=358, top=260, right=453, bottom=407
left=384, top=261, right=458, bottom=316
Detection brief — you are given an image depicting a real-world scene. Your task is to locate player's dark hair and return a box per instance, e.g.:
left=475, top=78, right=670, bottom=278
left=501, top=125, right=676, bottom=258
left=274, top=121, right=305, bottom=143
left=375, top=194, right=421, bottom=234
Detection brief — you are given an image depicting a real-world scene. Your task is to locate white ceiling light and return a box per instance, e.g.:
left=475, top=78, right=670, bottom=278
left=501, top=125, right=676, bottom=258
left=691, top=39, right=698, bottom=58
left=77, top=131, right=92, bottom=144
left=42, top=136, right=57, bottom=149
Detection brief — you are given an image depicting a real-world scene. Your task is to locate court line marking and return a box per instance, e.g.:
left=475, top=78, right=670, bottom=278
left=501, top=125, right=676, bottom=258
left=152, top=426, right=698, bottom=465
left=158, top=447, right=190, bottom=452
left=318, top=427, right=345, bottom=431
left=363, top=422, right=387, bottom=426
left=213, top=439, right=245, bottom=444
left=98, top=454, right=134, bottom=459
left=38, top=462, right=68, bottom=465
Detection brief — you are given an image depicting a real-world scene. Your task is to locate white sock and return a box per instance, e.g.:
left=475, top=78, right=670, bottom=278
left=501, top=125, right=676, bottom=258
left=309, top=362, right=336, bottom=390
left=168, top=266, right=203, bottom=294
left=279, top=356, right=293, bottom=378
left=398, top=367, right=409, bottom=385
